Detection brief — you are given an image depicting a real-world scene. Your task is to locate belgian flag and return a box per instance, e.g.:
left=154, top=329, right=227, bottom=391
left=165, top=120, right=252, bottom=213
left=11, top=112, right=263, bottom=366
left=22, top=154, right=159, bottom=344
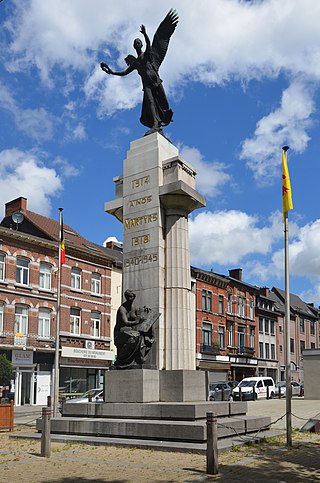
left=59, top=212, right=66, bottom=265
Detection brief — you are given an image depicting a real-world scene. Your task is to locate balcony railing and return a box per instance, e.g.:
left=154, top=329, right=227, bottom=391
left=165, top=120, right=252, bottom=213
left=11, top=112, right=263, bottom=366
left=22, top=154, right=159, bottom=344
left=201, top=344, right=220, bottom=354
left=1, top=332, right=55, bottom=349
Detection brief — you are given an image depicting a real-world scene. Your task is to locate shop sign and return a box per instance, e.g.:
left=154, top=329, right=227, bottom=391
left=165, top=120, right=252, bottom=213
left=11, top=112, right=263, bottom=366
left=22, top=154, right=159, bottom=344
left=61, top=346, right=114, bottom=360
left=12, top=350, right=33, bottom=365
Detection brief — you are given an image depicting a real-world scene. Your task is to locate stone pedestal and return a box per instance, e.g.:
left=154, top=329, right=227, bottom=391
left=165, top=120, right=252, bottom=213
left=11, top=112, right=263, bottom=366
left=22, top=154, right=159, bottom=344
left=105, top=369, right=159, bottom=403
left=105, top=369, right=206, bottom=403
left=105, top=133, right=205, bottom=370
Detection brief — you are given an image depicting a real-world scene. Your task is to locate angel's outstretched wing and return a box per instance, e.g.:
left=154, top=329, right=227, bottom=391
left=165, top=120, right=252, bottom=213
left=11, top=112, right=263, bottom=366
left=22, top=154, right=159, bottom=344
left=151, top=9, right=178, bottom=71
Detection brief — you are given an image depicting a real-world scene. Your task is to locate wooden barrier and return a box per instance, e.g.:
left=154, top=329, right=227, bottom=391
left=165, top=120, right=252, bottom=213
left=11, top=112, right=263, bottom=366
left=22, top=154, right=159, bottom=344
left=0, top=400, right=14, bottom=431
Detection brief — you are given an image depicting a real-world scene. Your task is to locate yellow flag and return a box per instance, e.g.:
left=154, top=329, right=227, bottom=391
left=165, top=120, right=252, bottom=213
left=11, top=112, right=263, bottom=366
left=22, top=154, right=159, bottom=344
left=282, top=149, right=293, bottom=215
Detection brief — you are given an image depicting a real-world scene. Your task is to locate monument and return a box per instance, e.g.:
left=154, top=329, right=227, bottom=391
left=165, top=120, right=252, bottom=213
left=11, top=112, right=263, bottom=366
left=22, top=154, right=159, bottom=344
left=40, top=11, right=273, bottom=448
left=103, top=10, right=206, bottom=402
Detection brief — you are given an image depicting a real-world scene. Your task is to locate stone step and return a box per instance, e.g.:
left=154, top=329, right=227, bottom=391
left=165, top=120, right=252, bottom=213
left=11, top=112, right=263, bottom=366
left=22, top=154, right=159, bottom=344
left=37, top=414, right=271, bottom=443
left=61, top=400, right=248, bottom=420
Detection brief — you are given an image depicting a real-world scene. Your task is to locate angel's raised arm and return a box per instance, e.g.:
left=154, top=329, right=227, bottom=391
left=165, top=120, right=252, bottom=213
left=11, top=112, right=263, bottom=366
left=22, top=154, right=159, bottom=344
left=140, top=24, right=150, bottom=51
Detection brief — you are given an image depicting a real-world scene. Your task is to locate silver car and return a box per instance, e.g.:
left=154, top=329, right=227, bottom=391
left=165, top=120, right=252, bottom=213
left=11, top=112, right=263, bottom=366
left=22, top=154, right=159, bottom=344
left=274, top=381, right=302, bottom=397
left=208, top=382, right=233, bottom=401
left=64, top=388, right=103, bottom=404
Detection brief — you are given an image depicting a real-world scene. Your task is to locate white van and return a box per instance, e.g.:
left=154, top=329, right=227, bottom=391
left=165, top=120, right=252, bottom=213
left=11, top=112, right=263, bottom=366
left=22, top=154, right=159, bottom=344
left=232, top=377, right=275, bottom=401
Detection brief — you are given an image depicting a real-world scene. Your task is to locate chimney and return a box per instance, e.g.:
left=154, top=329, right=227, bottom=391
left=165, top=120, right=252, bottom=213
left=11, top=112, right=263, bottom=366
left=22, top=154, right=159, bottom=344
left=5, top=197, right=27, bottom=217
left=260, top=287, right=270, bottom=297
left=229, top=268, right=242, bottom=281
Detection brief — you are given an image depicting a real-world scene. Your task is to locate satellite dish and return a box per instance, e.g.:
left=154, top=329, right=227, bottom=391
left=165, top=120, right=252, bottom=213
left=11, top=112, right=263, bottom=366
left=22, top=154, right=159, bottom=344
left=12, top=211, right=24, bottom=225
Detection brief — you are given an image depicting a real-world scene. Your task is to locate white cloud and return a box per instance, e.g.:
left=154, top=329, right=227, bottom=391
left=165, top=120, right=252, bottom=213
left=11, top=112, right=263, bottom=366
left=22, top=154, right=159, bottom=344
left=0, top=82, right=55, bottom=142
left=240, top=80, right=315, bottom=183
left=179, top=145, right=231, bottom=198
left=3, top=0, right=320, bottom=179
left=247, top=218, right=320, bottom=286
left=0, top=149, right=62, bottom=216
left=189, top=209, right=283, bottom=267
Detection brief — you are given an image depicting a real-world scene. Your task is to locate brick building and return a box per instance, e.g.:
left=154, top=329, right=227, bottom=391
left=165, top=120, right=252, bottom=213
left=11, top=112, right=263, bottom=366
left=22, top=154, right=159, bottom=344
left=192, top=267, right=258, bottom=383
left=270, top=287, right=319, bottom=383
left=0, top=197, right=122, bottom=406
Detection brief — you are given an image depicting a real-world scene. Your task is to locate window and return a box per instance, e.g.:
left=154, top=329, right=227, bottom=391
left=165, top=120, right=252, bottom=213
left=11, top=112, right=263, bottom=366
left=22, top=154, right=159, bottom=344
left=218, top=326, right=225, bottom=348
left=0, top=254, right=5, bottom=281
left=71, top=268, right=81, bottom=290
left=218, top=295, right=224, bottom=315
left=39, top=263, right=52, bottom=290
left=310, top=320, right=315, bottom=336
left=91, top=311, right=101, bottom=337
left=238, top=325, right=245, bottom=351
left=259, top=342, right=264, bottom=358
left=259, top=318, right=263, bottom=333
left=249, top=327, right=255, bottom=348
left=70, top=307, right=81, bottom=335
left=202, top=290, right=212, bottom=312
left=227, top=293, right=232, bottom=313
left=279, top=326, right=282, bottom=333
left=16, top=257, right=29, bottom=285
left=249, top=300, right=254, bottom=319
left=264, top=318, right=269, bottom=334
left=299, top=317, right=305, bottom=333
left=91, top=273, right=101, bottom=295
left=279, top=344, right=283, bottom=352
left=270, top=320, right=275, bottom=336
left=271, top=344, right=275, bottom=360
left=38, top=308, right=51, bottom=337
left=202, top=322, right=212, bottom=348
left=265, top=343, right=270, bottom=359
left=300, top=340, right=305, bottom=355
left=311, top=342, right=316, bottom=349
left=227, top=321, right=233, bottom=346
left=237, top=297, right=245, bottom=317
left=15, top=306, right=28, bottom=334
left=290, top=338, right=294, bottom=353
left=0, top=303, right=3, bottom=332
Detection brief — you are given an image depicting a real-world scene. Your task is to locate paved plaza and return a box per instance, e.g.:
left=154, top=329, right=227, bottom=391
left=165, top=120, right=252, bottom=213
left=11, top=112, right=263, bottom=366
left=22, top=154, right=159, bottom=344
left=4, top=397, right=319, bottom=482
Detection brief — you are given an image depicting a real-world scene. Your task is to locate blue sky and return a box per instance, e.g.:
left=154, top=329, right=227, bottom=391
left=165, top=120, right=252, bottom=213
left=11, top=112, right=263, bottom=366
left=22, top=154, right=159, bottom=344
left=1, top=0, right=320, bottom=304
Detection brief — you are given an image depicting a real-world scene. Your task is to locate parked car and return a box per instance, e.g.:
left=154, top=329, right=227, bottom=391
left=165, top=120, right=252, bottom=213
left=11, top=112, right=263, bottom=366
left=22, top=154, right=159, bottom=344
left=232, top=377, right=275, bottom=401
left=208, top=382, right=233, bottom=401
left=64, top=388, right=103, bottom=404
left=274, top=381, right=302, bottom=397
left=227, top=380, right=239, bottom=390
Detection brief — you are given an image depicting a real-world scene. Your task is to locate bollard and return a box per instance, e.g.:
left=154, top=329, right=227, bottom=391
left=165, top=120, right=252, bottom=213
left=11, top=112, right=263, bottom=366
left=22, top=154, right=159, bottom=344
left=41, top=406, right=51, bottom=457
left=206, top=412, right=218, bottom=475
left=88, top=393, right=93, bottom=402
left=221, top=387, right=225, bottom=401
left=239, top=386, right=242, bottom=401
left=252, top=387, right=256, bottom=401
left=266, top=385, right=269, bottom=400
left=47, top=395, right=52, bottom=408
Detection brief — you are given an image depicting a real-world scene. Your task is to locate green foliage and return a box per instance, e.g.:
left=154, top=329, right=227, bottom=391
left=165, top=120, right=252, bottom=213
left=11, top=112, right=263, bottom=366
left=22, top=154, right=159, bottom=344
left=0, top=354, right=13, bottom=386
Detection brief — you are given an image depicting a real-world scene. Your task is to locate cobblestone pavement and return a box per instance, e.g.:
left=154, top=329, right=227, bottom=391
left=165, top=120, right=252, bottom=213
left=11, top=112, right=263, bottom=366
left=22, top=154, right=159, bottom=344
left=1, top=426, right=319, bottom=482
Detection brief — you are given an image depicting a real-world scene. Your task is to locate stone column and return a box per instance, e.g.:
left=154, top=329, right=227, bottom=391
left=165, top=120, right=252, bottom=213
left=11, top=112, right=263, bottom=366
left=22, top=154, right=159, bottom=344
left=105, top=133, right=205, bottom=370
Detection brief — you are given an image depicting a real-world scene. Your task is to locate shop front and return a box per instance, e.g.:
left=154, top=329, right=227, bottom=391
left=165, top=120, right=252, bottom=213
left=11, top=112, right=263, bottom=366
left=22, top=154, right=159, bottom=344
left=59, top=345, right=114, bottom=398
left=229, top=355, right=258, bottom=381
left=11, top=349, right=54, bottom=406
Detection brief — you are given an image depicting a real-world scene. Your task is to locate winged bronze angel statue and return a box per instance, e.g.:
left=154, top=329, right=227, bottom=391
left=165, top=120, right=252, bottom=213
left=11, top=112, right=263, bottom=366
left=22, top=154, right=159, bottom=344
left=100, top=9, right=178, bottom=134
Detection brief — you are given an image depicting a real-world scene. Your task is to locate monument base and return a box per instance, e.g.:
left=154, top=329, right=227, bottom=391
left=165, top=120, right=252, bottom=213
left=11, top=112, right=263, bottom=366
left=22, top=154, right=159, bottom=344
left=105, top=369, right=206, bottom=403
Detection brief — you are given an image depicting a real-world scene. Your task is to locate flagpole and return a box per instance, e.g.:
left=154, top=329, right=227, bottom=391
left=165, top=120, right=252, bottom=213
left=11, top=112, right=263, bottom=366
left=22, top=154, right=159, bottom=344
left=282, top=146, right=292, bottom=447
left=53, top=208, right=63, bottom=417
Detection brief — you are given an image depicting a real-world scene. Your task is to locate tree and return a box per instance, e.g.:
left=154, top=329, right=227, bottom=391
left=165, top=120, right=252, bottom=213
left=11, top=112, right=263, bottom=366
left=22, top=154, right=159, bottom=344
left=0, top=354, right=13, bottom=386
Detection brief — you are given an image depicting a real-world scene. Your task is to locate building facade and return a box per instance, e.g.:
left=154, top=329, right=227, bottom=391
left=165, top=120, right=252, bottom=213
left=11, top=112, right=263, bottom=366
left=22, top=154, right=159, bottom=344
left=0, top=197, right=121, bottom=406
left=192, top=267, right=258, bottom=383
left=271, top=287, right=319, bottom=383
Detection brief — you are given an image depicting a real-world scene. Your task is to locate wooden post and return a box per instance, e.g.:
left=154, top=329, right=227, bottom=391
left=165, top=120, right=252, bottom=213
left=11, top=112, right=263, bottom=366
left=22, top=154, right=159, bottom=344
left=41, top=406, right=51, bottom=457
left=206, top=412, right=218, bottom=475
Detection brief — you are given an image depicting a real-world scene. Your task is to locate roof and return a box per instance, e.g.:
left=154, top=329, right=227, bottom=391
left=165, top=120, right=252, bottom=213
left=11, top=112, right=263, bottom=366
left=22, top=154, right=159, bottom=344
left=271, top=287, right=318, bottom=319
left=1, top=208, right=122, bottom=267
